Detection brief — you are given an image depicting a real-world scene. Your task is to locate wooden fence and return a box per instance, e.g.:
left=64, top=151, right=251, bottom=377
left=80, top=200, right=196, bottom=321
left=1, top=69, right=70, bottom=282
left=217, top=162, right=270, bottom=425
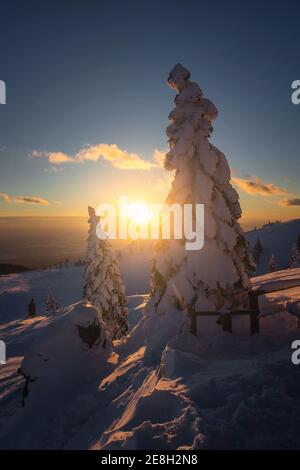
left=187, top=287, right=300, bottom=336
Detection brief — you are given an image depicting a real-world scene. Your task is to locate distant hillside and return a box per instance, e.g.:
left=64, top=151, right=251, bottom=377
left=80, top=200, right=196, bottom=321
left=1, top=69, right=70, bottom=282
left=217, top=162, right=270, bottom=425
left=246, top=219, right=300, bottom=275
left=0, top=264, right=31, bottom=275
left=118, top=240, right=153, bottom=295
left=117, top=222, right=300, bottom=283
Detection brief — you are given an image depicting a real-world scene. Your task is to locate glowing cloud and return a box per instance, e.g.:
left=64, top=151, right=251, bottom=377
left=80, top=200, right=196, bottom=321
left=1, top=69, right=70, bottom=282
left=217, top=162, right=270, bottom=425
left=232, top=176, right=290, bottom=196
left=0, top=192, right=50, bottom=205
left=32, top=144, right=161, bottom=170
left=33, top=151, right=74, bottom=165
left=280, top=198, right=300, bottom=206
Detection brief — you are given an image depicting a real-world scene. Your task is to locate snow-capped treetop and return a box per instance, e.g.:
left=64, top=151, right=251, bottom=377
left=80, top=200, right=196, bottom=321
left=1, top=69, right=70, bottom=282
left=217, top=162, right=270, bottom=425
left=167, top=63, right=191, bottom=91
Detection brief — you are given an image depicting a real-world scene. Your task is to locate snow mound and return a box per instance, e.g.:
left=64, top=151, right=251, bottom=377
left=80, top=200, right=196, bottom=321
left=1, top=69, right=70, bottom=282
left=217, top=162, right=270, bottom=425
left=0, top=302, right=112, bottom=449
left=98, top=326, right=300, bottom=450
left=252, top=267, right=300, bottom=293
left=20, top=302, right=111, bottom=403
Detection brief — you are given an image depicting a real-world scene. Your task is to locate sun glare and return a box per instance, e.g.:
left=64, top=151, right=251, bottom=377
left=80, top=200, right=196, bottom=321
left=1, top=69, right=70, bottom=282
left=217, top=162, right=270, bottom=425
left=127, top=202, right=151, bottom=224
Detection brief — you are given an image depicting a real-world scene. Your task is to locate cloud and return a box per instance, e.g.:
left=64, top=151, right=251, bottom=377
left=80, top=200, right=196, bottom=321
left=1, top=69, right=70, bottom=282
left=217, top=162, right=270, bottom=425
left=153, top=148, right=167, bottom=166
left=280, top=198, right=300, bottom=207
left=0, top=192, right=10, bottom=203
left=232, top=176, right=290, bottom=196
left=43, top=166, right=63, bottom=173
left=16, top=196, right=50, bottom=205
left=32, top=150, right=73, bottom=165
left=33, top=144, right=161, bottom=170
left=0, top=192, right=50, bottom=205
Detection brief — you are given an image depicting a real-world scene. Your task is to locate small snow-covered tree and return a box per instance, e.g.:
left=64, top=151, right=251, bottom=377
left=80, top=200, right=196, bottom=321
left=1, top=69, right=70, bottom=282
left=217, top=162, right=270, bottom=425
left=288, top=244, right=300, bottom=268
left=83, top=206, right=128, bottom=340
left=268, top=254, right=277, bottom=272
left=45, top=294, right=59, bottom=313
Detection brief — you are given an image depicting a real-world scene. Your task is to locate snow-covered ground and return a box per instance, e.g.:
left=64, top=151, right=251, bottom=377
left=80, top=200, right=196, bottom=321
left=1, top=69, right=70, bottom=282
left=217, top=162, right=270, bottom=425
left=1, top=265, right=300, bottom=449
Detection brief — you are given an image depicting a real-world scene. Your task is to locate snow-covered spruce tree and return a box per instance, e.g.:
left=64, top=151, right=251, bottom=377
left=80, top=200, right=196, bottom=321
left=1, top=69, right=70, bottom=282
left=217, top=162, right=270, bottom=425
left=288, top=244, right=300, bottom=268
left=144, top=64, right=254, bottom=358
left=83, top=206, right=128, bottom=340
left=268, top=254, right=277, bottom=273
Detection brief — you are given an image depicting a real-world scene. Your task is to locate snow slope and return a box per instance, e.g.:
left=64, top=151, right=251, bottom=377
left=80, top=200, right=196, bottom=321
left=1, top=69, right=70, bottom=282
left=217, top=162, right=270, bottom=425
left=0, top=267, right=84, bottom=324
left=121, top=219, right=300, bottom=280
left=118, top=241, right=152, bottom=295
left=0, top=302, right=113, bottom=449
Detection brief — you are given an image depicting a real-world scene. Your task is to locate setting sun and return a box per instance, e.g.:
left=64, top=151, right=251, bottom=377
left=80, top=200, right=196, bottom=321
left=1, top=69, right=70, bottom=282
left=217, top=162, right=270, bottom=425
left=127, top=202, right=151, bottom=224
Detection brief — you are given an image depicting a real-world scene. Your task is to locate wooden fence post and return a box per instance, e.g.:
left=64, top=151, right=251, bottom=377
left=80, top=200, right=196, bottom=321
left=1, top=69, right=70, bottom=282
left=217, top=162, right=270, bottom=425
left=188, top=309, right=197, bottom=335
left=222, top=313, right=232, bottom=334
left=249, top=291, right=260, bottom=335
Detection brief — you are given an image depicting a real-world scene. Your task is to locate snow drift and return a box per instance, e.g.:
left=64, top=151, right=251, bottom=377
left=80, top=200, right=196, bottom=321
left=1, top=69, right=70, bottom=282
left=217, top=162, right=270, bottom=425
left=0, top=301, right=112, bottom=449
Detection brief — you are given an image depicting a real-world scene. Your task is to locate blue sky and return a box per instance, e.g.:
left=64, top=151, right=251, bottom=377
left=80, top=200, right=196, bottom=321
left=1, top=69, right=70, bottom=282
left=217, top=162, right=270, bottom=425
left=0, top=0, right=300, bottom=226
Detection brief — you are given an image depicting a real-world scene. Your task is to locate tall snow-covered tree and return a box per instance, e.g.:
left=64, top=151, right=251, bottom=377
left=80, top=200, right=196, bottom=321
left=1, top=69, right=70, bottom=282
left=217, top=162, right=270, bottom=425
left=83, top=206, right=128, bottom=340
left=144, top=64, right=254, bottom=359
left=288, top=244, right=300, bottom=268
left=268, top=254, right=277, bottom=273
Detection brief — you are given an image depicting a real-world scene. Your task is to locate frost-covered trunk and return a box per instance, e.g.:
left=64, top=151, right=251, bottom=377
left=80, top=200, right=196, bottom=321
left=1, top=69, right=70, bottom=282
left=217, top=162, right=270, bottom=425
left=145, top=64, right=254, bottom=350
left=83, top=206, right=128, bottom=340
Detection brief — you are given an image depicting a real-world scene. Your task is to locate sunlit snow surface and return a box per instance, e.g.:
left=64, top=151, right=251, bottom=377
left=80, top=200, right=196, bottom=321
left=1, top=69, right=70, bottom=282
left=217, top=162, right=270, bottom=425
left=1, top=265, right=300, bottom=449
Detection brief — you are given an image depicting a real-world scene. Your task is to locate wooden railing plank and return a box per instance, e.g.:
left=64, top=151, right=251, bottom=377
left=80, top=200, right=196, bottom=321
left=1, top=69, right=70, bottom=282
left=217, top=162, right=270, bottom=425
left=188, top=290, right=265, bottom=336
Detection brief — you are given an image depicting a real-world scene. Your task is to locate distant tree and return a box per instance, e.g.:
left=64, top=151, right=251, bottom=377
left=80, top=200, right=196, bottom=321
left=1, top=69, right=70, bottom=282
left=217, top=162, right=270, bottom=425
left=297, top=234, right=300, bottom=252
left=268, top=254, right=277, bottom=273
left=74, top=259, right=85, bottom=266
left=27, top=298, right=36, bottom=317
left=45, top=294, right=59, bottom=313
left=252, top=237, right=263, bottom=265
left=288, top=244, right=300, bottom=269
